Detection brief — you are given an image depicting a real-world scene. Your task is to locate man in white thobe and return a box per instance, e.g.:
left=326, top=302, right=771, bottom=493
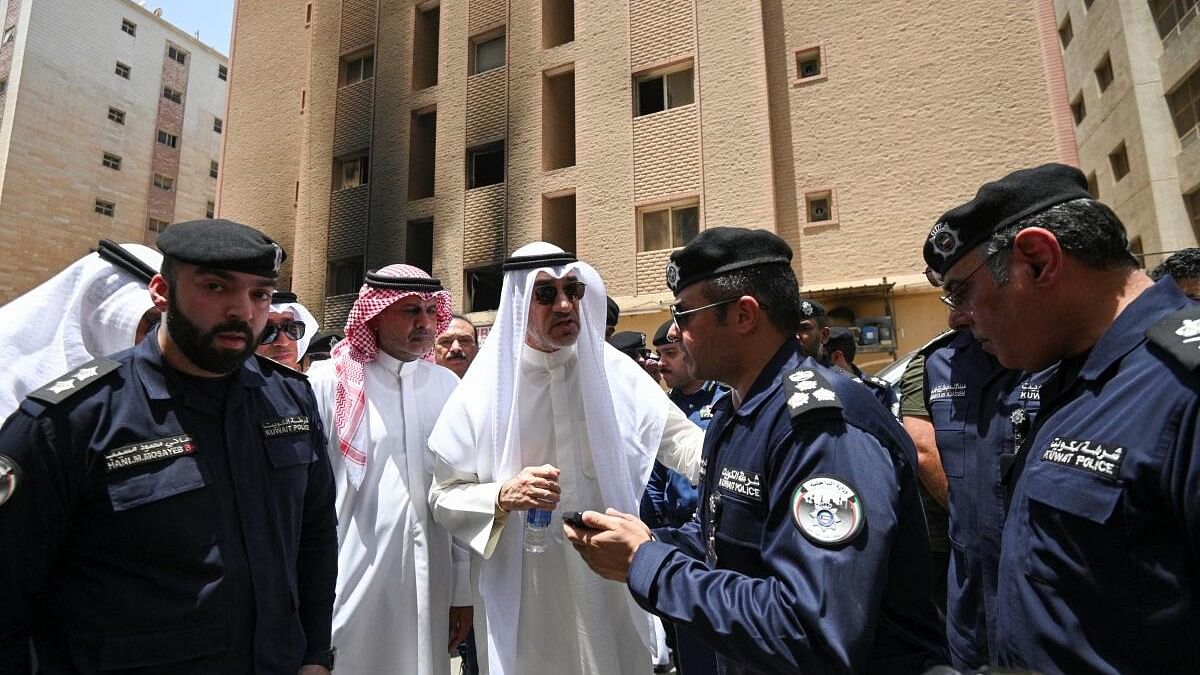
left=0, top=240, right=162, bottom=421
left=308, top=264, right=472, bottom=674
left=256, top=291, right=320, bottom=371
left=427, top=243, right=704, bottom=675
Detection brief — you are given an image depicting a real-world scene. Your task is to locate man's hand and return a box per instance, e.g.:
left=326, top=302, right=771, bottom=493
left=298, top=666, right=330, bottom=675
left=498, top=464, right=561, bottom=512
left=448, top=605, right=473, bottom=652
left=563, top=508, right=653, bottom=583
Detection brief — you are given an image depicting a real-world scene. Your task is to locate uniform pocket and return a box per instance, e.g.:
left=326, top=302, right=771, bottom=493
left=105, top=456, right=218, bottom=556
left=265, top=436, right=317, bottom=468
left=107, top=455, right=206, bottom=512
left=930, top=399, right=968, bottom=478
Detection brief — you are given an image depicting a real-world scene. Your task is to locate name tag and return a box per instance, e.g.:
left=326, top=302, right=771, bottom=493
left=105, top=435, right=194, bottom=473
left=717, top=466, right=763, bottom=502
left=1041, top=436, right=1125, bottom=481
left=929, top=382, right=967, bottom=400
left=261, top=416, right=311, bottom=439
left=1019, top=383, right=1042, bottom=401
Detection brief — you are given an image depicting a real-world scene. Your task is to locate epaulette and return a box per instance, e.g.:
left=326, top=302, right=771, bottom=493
left=865, top=374, right=891, bottom=390
left=783, top=366, right=843, bottom=420
left=255, top=354, right=309, bottom=379
left=915, top=329, right=958, bottom=357
left=1147, top=304, right=1200, bottom=372
left=26, top=357, right=121, bottom=405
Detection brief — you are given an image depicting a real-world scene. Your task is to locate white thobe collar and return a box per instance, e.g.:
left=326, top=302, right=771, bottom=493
left=520, top=343, right=577, bottom=372
left=373, top=350, right=423, bottom=379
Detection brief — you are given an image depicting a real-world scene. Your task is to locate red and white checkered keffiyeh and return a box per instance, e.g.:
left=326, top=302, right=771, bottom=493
left=331, top=264, right=452, bottom=488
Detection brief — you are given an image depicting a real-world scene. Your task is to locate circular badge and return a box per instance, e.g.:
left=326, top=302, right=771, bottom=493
left=665, top=261, right=680, bottom=290
left=0, top=454, right=21, bottom=506
left=791, top=475, right=865, bottom=546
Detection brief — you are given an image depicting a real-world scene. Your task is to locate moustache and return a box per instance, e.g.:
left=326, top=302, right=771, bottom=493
left=213, top=321, right=256, bottom=342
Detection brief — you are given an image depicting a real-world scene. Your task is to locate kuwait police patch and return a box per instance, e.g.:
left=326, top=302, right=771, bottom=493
left=791, top=475, right=865, bottom=546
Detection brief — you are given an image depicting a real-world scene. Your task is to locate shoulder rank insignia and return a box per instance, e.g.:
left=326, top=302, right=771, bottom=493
left=791, top=474, right=865, bottom=546
left=784, top=367, right=842, bottom=419
left=27, top=357, right=120, bottom=405
left=1148, top=305, right=1200, bottom=372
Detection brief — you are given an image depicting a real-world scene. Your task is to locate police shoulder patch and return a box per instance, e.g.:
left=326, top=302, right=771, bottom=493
left=1148, top=305, right=1200, bottom=373
left=27, top=357, right=121, bottom=405
left=790, top=474, right=865, bottom=546
left=783, top=367, right=842, bottom=420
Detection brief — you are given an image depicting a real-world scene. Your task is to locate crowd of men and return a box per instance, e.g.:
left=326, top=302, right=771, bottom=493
left=0, top=161, right=1198, bottom=675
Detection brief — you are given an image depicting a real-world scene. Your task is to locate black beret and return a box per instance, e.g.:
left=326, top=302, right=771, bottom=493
left=157, top=219, right=286, bottom=278
left=606, top=296, right=620, bottom=327
left=304, top=331, right=342, bottom=357
left=924, top=163, right=1091, bottom=276
left=667, top=227, right=792, bottom=293
left=608, top=331, right=646, bottom=354
left=798, top=298, right=826, bottom=319
left=651, top=318, right=675, bottom=347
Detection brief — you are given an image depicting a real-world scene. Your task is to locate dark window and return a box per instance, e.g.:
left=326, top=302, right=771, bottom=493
left=1095, top=53, right=1113, bottom=92
left=406, top=219, right=434, bottom=274
left=1071, top=94, right=1086, bottom=125
left=1150, top=0, right=1200, bottom=40
left=218, top=64, right=228, bottom=81
left=305, top=3, right=313, bottom=27
left=636, top=67, right=693, bottom=116
left=121, top=18, right=136, bottom=36
left=1059, top=16, right=1073, bottom=48
left=108, top=106, right=126, bottom=124
left=542, top=0, right=574, bottom=49
left=95, top=199, right=115, bottom=217
left=1109, top=142, right=1130, bottom=180
left=796, top=47, right=822, bottom=80
left=335, top=154, right=369, bottom=190
left=210, top=160, right=219, bottom=179
left=148, top=218, right=170, bottom=232
left=341, top=50, right=374, bottom=87
left=467, top=142, right=504, bottom=188
left=328, top=257, right=364, bottom=295
left=412, top=5, right=440, bottom=90
left=1167, top=67, right=1200, bottom=138
left=115, top=61, right=131, bottom=79
left=157, top=129, right=178, bottom=148
left=153, top=174, right=175, bottom=191
left=206, top=201, right=215, bottom=218
left=639, top=203, right=699, bottom=251
left=409, top=109, right=437, bottom=199
left=213, top=117, right=223, bottom=133
left=471, top=33, right=505, bottom=74
left=162, top=86, right=182, bottom=104
left=542, top=69, right=575, bottom=170
left=466, top=266, right=503, bottom=312
left=168, top=45, right=188, bottom=65
left=102, top=152, right=122, bottom=170
left=807, top=194, right=832, bottom=223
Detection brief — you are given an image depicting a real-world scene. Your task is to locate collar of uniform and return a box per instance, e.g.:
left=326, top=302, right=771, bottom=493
left=373, top=349, right=423, bottom=378
left=520, top=342, right=577, bottom=372
left=134, top=325, right=266, bottom=400
left=1078, top=276, right=1191, bottom=382
left=731, top=339, right=804, bottom=417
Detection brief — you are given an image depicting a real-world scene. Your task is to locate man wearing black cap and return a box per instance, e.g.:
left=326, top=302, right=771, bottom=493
left=0, top=219, right=338, bottom=673
left=795, top=297, right=829, bottom=360
left=566, top=227, right=945, bottom=673
left=923, top=163, right=1200, bottom=673
left=826, top=326, right=897, bottom=412
left=609, top=330, right=661, bottom=382
left=606, top=296, right=621, bottom=339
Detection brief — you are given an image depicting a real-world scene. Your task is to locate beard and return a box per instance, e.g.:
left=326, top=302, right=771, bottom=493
left=165, top=293, right=260, bottom=375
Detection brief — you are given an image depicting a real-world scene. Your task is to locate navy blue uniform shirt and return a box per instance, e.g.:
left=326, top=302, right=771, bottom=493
left=0, top=329, right=337, bottom=673
left=641, top=382, right=722, bottom=529
left=923, top=331, right=1049, bottom=668
left=997, top=278, right=1200, bottom=673
left=627, top=340, right=946, bottom=674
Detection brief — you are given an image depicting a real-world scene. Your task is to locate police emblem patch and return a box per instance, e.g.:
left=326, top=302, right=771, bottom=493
left=801, top=301, right=813, bottom=317
left=927, top=221, right=961, bottom=260
left=665, top=261, right=680, bottom=290
left=791, top=475, right=864, bottom=546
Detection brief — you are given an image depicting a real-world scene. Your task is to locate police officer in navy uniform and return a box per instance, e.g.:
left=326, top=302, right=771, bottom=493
left=0, top=219, right=338, bottom=674
left=903, top=315, right=1051, bottom=668
left=924, top=163, right=1200, bottom=673
left=826, top=326, right=898, bottom=412
left=565, top=227, right=945, bottom=673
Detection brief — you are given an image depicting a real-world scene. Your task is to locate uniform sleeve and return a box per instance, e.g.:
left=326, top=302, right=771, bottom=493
left=640, top=462, right=671, bottom=528
left=899, top=353, right=928, bottom=418
left=627, top=420, right=899, bottom=674
left=297, top=402, right=338, bottom=666
left=656, top=403, right=703, bottom=484
left=651, top=519, right=705, bottom=560
left=428, top=454, right=509, bottom=558
left=0, top=410, right=74, bottom=669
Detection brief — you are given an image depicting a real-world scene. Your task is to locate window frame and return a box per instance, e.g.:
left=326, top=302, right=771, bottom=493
left=340, top=49, right=375, bottom=87
left=210, top=160, right=220, bottom=179
left=156, top=129, right=179, bottom=148
left=1095, top=53, right=1114, bottom=92
left=470, top=31, right=506, bottom=75
left=95, top=199, right=115, bottom=217
left=467, top=141, right=505, bottom=189
left=334, top=154, right=370, bottom=191
left=115, top=61, right=131, bottom=79
left=167, top=45, right=188, bottom=66
left=108, top=106, right=126, bottom=124
left=634, top=63, right=695, bottom=117
left=793, top=45, right=827, bottom=85
left=121, top=18, right=137, bottom=37
left=213, top=117, right=223, bottom=134
left=637, top=200, right=700, bottom=252
left=102, top=152, right=122, bottom=170
left=218, top=64, right=228, bottom=81
left=152, top=173, right=175, bottom=192
left=162, top=86, right=182, bottom=104
left=148, top=217, right=170, bottom=233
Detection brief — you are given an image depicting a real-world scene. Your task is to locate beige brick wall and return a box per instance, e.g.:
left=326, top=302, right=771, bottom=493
left=629, top=0, right=692, bottom=70
left=469, top=0, right=506, bottom=36
left=0, top=0, right=226, bottom=303
left=465, top=66, right=506, bottom=147
left=339, top=0, right=376, bottom=55
left=463, top=182, right=506, bottom=267
left=632, top=104, right=699, bottom=201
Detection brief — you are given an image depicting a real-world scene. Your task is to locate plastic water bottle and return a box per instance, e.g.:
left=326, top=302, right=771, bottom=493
left=524, top=508, right=552, bottom=554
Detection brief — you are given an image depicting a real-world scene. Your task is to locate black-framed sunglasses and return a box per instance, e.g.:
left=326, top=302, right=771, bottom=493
left=670, top=296, right=740, bottom=328
left=938, top=250, right=1001, bottom=310
left=262, top=320, right=306, bottom=344
left=532, top=281, right=587, bottom=306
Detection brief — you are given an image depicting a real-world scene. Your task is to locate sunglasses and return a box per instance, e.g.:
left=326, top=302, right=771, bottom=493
left=262, top=320, right=306, bottom=344
left=532, top=281, right=587, bottom=306
left=670, top=296, right=740, bottom=329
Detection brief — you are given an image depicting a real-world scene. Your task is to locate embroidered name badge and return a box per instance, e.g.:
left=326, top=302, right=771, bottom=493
left=929, top=382, right=967, bottom=401
left=261, top=416, right=311, bottom=439
left=717, top=467, right=763, bottom=502
left=105, top=435, right=194, bottom=473
left=1040, top=437, right=1125, bottom=481
left=791, top=475, right=865, bottom=546
left=1019, top=382, right=1041, bottom=401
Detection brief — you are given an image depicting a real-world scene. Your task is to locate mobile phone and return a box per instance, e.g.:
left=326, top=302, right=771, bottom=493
left=562, top=511, right=590, bottom=529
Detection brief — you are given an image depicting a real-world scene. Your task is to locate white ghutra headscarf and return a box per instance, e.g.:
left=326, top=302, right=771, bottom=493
left=0, top=243, right=162, bottom=421
left=268, top=291, right=321, bottom=358
left=428, top=242, right=668, bottom=675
